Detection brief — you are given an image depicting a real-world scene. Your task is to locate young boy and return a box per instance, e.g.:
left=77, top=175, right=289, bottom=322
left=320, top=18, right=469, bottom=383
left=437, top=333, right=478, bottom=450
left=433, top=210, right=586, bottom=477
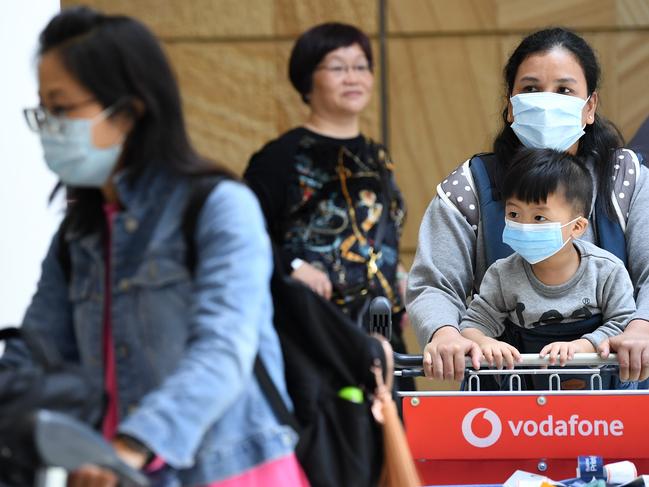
left=460, top=148, right=636, bottom=381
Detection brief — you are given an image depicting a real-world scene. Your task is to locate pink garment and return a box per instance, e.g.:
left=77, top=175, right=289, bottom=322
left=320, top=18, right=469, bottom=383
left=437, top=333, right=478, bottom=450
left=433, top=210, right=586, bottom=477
left=101, top=202, right=121, bottom=439
left=204, top=454, right=309, bottom=487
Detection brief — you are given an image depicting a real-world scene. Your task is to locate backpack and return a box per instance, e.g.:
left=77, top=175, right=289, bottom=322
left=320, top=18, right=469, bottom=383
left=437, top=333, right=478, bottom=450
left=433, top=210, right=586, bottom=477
left=58, top=175, right=387, bottom=487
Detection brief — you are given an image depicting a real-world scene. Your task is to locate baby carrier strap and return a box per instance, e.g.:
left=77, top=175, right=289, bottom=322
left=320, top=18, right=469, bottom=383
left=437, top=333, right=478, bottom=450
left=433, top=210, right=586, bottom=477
left=502, top=314, right=603, bottom=353
left=466, top=151, right=639, bottom=269
left=469, top=153, right=513, bottom=268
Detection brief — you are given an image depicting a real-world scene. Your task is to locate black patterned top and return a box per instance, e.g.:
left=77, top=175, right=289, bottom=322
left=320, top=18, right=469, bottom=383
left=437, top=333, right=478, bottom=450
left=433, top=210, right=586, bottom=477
left=245, top=127, right=405, bottom=319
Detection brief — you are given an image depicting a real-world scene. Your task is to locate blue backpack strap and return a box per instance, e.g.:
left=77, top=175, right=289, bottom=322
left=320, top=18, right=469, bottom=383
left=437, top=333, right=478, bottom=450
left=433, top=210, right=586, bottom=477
left=469, top=154, right=514, bottom=268
left=593, top=198, right=627, bottom=267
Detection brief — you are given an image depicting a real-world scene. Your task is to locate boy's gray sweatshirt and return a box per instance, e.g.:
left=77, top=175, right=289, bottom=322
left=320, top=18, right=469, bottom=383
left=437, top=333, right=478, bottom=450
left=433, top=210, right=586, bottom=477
left=459, top=240, right=635, bottom=349
left=406, top=149, right=649, bottom=348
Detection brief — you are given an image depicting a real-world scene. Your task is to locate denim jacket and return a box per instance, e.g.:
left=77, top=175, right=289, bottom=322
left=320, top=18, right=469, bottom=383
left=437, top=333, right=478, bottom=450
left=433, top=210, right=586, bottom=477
left=3, top=169, right=296, bottom=485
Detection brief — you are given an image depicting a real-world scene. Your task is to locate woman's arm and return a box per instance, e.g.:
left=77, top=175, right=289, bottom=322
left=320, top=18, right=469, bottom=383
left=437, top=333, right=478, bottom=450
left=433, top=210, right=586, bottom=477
left=625, top=159, right=649, bottom=322
left=117, top=181, right=275, bottom=468
left=605, top=156, right=649, bottom=380
left=406, top=170, right=483, bottom=380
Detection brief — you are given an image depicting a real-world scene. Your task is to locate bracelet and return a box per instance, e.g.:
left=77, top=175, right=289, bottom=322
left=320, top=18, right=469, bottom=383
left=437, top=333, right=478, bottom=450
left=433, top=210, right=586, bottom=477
left=396, top=270, right=408, bottom=281
left=290, top=258, right=305, bottom=271
left=115, top=434, right=155, bottom=467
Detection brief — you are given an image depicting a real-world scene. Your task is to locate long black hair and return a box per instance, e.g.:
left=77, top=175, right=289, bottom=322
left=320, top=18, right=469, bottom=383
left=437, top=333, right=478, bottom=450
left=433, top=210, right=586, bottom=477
left=493, top=27, right=624, bottom=217
left=40, top=6, right=230, bottom=234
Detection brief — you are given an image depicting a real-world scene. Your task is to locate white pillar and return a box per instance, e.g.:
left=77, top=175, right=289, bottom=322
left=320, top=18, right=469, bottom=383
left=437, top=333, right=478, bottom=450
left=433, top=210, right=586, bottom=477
left=0, top=1, right=61, bottom=327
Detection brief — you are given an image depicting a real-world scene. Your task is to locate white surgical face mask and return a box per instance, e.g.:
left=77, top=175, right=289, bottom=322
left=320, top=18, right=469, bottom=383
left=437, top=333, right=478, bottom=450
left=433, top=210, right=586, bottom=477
left=502, top=217, right=580, bottom=264
left=39, top=107, right=123, bottom=187
left=510, top=92, right=589, bottom=151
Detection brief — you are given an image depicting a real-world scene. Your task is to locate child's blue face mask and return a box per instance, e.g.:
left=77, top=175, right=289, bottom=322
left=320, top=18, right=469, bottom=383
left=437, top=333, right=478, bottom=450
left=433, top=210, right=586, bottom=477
left=502, top=218, right=580, bottom=264
left=510, top=92, right=590, bottom=151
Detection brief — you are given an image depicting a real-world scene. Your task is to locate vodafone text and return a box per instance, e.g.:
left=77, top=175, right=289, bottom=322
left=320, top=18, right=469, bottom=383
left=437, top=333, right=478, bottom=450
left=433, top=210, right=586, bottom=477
left=507, top=415, right=623, bottom=437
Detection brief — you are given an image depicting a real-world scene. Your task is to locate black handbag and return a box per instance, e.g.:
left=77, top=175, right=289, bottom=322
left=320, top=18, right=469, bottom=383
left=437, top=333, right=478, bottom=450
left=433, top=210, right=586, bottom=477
left=0, top=327, right=105, bottom=486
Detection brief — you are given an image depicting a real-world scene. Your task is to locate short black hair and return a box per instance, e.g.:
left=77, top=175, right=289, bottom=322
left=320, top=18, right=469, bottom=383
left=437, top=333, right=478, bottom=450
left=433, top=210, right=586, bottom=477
left=502, top=148, right=593, bottom=216
left=288, top=22, right=372, bottom=104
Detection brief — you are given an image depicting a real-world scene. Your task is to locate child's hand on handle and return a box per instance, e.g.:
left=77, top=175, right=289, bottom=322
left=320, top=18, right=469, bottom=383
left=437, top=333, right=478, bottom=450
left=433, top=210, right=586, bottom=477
left=476, top=337, right=522, bottom=369
left=540, top=338, right=594, bottom=366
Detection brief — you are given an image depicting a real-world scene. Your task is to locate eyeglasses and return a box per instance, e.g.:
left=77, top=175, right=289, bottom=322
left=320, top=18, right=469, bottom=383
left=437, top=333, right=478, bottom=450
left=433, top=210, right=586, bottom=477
left=316, top=63, right=372, bottom=77
left=23, top=98, right=97, bottom=135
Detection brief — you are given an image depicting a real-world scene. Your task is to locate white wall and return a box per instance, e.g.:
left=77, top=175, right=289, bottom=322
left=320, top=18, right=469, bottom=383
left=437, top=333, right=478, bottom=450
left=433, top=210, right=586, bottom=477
left=0, top=1, right=61, bottom=327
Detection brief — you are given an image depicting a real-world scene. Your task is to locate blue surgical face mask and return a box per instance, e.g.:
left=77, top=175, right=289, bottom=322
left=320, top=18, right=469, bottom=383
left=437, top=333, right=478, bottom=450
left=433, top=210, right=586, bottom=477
left=510, top=92, right=589, bottom=151
left=502, top=217, right=580, bottom=264
left=39, top=107, right=123, bottom=187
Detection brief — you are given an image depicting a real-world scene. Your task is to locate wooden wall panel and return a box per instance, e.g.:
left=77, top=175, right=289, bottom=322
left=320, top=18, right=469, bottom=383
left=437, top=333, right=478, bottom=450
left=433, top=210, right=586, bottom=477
left=62, top=0, right=376, bottom=38
left=388, top=0, right=498, bottom=34
left=165, top=43, right=278, bottom=173
left=388, top=0, right=649, bottom=34
left=273, top=0, right=376, bottom=36
left=389, top=37, right=503, bottom=252
left=61, top=0, right=276, bottom=38
left=617, top=0, right=649, bottom=27
left=495, top=0, right=616, bottom=30
left=613, top=32, right=649, bottom=138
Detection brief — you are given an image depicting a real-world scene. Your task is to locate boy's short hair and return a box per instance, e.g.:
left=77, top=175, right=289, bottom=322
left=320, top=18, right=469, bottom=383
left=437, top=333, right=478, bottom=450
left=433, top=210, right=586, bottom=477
left=502, top=148, right=593, bottom=216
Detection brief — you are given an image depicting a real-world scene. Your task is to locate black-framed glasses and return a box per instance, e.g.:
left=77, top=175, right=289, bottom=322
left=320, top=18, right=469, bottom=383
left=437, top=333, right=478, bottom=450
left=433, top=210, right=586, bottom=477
left=23, top=98, right=97, bottom=135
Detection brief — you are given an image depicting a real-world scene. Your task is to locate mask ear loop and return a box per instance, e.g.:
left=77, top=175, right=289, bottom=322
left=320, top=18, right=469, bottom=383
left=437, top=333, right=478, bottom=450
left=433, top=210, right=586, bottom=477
left=560, top=216, right=585, bottom=247
left=91, top=100, right=133, bottom=146
left=583, top=94, right=593, bottom=129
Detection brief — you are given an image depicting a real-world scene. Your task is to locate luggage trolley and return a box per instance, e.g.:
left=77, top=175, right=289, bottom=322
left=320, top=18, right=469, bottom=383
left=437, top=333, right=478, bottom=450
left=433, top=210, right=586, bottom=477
left=367, top=298, right=649, bottom=485
left=394, top=353, right=649, bottom=485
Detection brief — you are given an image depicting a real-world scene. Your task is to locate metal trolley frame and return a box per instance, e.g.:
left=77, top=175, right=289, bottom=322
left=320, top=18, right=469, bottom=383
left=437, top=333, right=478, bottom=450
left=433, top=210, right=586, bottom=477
left=393, top=353, right=649, bottom=486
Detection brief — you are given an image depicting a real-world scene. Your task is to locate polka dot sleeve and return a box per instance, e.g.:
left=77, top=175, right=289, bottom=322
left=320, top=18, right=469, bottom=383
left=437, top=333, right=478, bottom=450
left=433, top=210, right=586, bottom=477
left=436, top=159, right=480, bottom=233
left=610, top=148, right=641, bottom=230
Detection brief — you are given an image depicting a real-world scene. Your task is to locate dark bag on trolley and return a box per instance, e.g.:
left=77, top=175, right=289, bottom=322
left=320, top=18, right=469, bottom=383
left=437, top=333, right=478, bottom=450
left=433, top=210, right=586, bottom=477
left=0, top=327, right=104, bottom=486
left=260, top=260, right=386, bottom=487
left=183, top=177, right=387, bottom=487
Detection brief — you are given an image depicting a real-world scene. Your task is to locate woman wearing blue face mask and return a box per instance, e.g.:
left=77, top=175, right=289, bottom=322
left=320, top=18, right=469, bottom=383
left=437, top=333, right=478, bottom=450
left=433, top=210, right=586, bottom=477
left=406, top=27, right=649, bottom=385
left=4, top=6, right=307, bottom=487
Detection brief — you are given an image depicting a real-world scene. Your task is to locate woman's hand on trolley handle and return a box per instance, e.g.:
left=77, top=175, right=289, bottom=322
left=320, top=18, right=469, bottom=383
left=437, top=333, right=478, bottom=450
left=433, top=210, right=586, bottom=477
left=422, top=326, right=482, bottom=381
left=598, top=319, right=649, bottom=382
left=67, top=438, right=148, bottom=487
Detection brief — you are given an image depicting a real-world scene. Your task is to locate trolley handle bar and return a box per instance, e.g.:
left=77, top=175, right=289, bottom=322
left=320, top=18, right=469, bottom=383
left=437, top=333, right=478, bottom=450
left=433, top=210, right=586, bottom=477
left=394, top=352, right=619, bottom=369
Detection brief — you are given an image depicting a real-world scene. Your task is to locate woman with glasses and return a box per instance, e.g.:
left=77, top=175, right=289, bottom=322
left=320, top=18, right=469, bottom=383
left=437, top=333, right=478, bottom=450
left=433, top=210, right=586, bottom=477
left=244, top=23, right=410, bottom=364
left=8, top=6, right=307, bottom=486
left=407, top=27, right=649, bottom=386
